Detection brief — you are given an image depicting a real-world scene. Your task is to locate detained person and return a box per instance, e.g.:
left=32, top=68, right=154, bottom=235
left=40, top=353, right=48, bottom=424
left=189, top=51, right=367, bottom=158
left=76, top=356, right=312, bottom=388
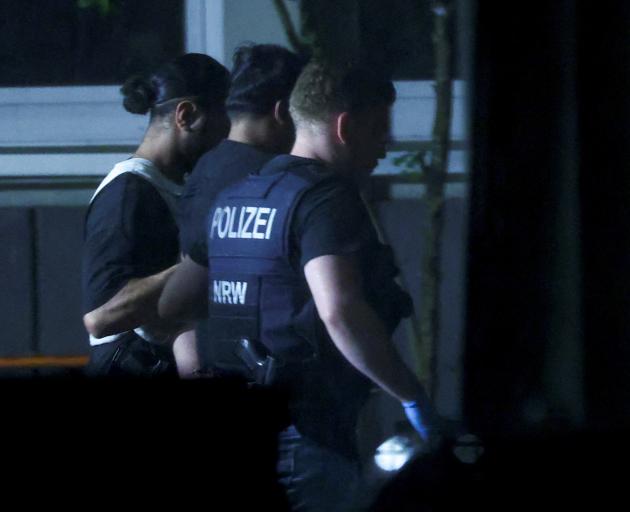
left=82, top=53, right=230, bottom=377
left=159, top=61, right=440, bottom=509
left=172, top=44, right=306, bottom=377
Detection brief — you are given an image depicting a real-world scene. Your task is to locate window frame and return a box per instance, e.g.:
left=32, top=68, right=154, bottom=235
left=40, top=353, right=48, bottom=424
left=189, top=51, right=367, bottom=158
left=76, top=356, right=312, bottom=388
left=0, top=0, right=225, bottom=150
left=0, top=0, right=466, bottom=176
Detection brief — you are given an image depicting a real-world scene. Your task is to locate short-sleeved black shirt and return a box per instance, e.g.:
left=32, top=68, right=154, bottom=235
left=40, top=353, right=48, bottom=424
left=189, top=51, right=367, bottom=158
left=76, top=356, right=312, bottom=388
left=82, top=173, right=179, bottom=313
left=178, top=140, right=277, bottom=257
left=188, top=155, right=372, bottom=271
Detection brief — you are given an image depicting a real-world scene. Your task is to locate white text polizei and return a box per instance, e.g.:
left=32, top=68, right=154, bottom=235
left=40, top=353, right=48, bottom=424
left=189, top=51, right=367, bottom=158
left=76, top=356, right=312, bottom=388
left=210, top=206, right=277, bottom=240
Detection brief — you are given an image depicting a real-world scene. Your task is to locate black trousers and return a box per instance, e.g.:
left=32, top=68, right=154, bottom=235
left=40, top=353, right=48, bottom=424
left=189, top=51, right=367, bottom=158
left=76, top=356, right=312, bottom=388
left=86, top=332, right=177, bottom=378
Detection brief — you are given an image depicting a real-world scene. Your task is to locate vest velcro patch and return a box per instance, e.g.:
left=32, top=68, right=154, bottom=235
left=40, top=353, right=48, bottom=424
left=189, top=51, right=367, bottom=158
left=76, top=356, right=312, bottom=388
left=209, top=274, right=259, bottom=309
left=208, top=274, right=259, bottom=345
left=212, top=279, right=248, bottom=305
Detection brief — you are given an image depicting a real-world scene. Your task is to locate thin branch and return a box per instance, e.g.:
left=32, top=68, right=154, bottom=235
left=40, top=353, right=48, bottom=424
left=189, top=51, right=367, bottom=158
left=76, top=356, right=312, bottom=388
left=271, top=0, right=310, bottom=56
left=416, top=0, right=454, bottom=395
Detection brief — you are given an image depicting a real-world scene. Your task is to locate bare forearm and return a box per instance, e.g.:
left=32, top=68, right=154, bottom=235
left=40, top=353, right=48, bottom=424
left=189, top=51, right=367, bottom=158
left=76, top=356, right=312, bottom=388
left=322, top=299, right=426, bottom=403
left=160, top=292, right=207, bottom=322
left=158, top=256, right=208, bottom=322
left=172, top=330, right=200, bottom=378
left=84, top=265, right=178, bottom=338
left=305, top=254, right=429, bottom=404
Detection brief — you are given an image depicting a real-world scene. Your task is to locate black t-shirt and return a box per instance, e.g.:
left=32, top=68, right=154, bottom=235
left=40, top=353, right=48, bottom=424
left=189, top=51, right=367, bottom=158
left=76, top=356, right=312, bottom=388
left=178, top=140, right=277, bottom=258
left=189, top=155, right=371, bottom=270
left=82, top=173, right=179, bottom=313
left=196, top=155, right=380, bottom=455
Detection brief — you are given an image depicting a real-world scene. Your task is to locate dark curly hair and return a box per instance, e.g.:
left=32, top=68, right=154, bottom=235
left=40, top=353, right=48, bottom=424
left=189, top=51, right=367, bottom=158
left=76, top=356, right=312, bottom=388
left=289, top=60, right=395, bottom=126
left=226, top=44, right=307, bottom=118
left=121, top=53, right=230, bottom=119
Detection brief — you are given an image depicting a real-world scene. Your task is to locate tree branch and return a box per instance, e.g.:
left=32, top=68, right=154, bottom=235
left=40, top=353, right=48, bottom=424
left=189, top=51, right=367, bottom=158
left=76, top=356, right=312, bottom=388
left=271, top=0, right=311, bottom=56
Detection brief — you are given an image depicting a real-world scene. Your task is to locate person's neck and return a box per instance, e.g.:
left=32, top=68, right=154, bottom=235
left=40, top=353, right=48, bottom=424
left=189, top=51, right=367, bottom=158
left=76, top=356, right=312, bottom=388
left=228, top=117, right=278, bottom=153
left=290, top=130, right=336, bottom=166
left=134, top=132, right=185, bottom=184
left=291, top=130, right=361, bottom=185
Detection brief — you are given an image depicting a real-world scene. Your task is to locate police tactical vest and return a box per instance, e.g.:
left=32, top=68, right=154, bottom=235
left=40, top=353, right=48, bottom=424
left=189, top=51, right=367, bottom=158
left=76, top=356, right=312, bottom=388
left=206, top=158, right=331, bottom=376
left=206, top=155, right=412, bottom=398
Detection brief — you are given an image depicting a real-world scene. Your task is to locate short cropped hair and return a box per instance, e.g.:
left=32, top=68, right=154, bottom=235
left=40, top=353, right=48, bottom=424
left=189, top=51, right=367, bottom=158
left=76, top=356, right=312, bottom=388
left=226, top=44, right=307, bottom=118
left=289, top=61, right=396, bottom=126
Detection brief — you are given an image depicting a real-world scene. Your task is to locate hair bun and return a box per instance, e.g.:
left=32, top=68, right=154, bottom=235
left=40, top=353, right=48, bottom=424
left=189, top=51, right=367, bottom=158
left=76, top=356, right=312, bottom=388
left=120, top=74, right=156, bottom=115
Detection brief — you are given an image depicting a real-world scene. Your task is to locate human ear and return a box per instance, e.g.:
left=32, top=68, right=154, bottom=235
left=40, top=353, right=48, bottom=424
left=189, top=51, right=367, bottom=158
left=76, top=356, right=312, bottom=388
left=274, top=99, right=291, bottom=125
left=336, top=111, right=352, bottom=146
left=175, top=100, right=202, bottom=131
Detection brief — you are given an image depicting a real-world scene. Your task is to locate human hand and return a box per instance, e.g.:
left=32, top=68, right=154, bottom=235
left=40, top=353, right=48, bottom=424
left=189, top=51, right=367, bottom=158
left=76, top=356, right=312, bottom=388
left=402, top=400, right=441, bottom=443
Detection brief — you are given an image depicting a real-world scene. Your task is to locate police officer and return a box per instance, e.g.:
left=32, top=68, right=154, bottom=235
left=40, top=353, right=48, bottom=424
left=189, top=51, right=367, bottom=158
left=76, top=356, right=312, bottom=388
left=174, top=44, right=306, bottom=377
left=159, top=61, right=441, bottom=510
left=82, top=53, right=230, bottom=377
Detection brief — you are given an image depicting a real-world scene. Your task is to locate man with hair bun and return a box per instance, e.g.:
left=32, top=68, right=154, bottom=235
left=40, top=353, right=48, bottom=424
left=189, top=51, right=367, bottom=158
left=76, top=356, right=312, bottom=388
left=160, top=60, right=442, bottom=510
left=82, top=53, right=230, bottom=377
left=171, top=43, right=307, bottom=377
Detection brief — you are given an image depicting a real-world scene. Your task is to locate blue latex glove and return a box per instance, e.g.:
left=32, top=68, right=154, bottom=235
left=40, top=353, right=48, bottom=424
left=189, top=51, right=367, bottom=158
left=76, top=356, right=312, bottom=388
left=402, top=400, right=433, bottom=441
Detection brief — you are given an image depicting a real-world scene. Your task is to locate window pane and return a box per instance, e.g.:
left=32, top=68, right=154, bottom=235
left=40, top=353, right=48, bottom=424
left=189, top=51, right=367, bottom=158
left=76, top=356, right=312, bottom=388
left=0, top=0, right=184, bottom=87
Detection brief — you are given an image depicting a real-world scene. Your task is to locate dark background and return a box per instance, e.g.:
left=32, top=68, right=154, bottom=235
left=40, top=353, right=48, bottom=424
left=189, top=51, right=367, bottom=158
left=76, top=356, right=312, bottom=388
left=0, top=0, right=183, bottom=86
